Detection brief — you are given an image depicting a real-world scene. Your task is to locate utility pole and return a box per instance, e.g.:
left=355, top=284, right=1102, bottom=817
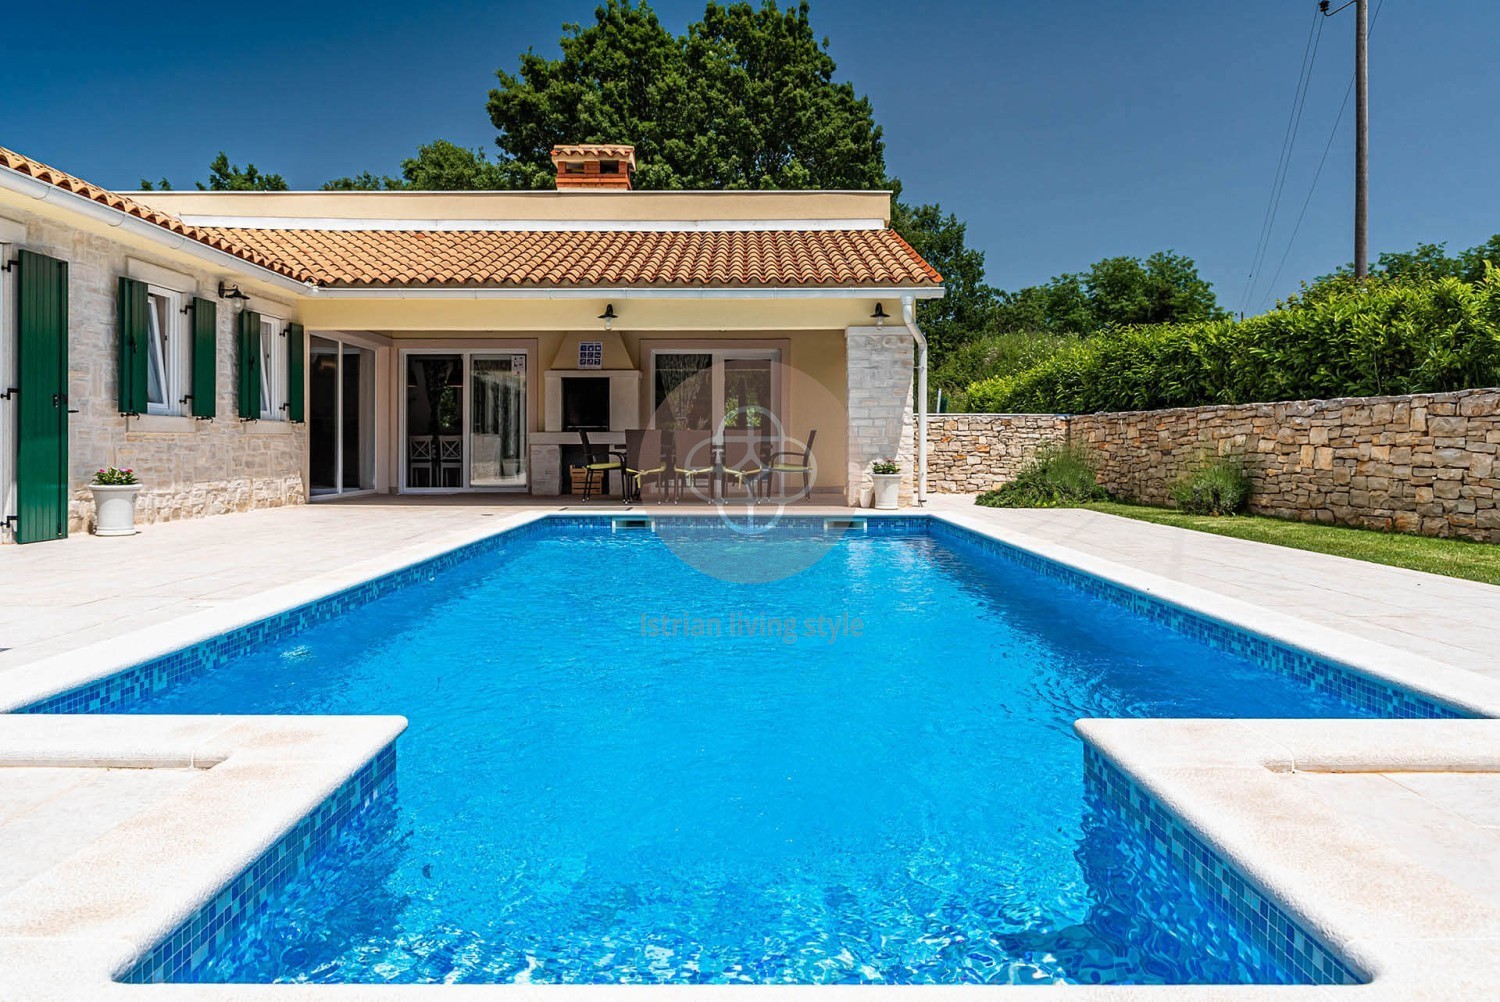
left=1322, top=0, right=1369, bottom=279
left=1355, top=0, right=1368, bottom=280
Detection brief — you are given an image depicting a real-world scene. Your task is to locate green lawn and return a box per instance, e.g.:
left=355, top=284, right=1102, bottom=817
left=1082, top=501, right=1500, bottom=587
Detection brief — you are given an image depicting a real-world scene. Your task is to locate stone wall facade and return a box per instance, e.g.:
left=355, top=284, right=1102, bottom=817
left=845, top=328, right=916, bottom=505
left=2, top=212, right=306, bottom=541
left=923, top=388, right=1500, bottom=542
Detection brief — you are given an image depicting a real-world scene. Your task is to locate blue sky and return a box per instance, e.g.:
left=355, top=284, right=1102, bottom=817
left=2, top=0, right=1496, bottom=313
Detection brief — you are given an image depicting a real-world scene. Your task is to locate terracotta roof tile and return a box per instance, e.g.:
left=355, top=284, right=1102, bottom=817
left=0, top=145, right=942, bottom=291
left=201, top=227, right=943, bottom=289
left=0, top=146, right=314, bottom=283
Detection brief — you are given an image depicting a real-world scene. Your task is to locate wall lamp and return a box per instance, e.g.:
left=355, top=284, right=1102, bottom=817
left=871, top=302, right=889, bottom=327
left=598, top=303, right=617, bottom=330
left=218, top=281, right=250, bottom=302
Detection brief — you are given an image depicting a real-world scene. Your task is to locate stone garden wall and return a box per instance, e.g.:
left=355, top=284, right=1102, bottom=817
left=925, top=414, right=1067, bottom=493
left=924, top=388, right=1500, bottom=542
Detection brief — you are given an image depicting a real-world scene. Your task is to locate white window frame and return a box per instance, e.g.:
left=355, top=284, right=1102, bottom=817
left=144, top=285, right=189, bottom=416
left=258, top=312, right=288, bottom=421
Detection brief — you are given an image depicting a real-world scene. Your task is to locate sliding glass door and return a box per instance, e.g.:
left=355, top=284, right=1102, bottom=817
left=310, top=335, right=375, bottom=497
left=403, top=350, right=528, bottom=492
left=470, top=354, right=527, bottom=489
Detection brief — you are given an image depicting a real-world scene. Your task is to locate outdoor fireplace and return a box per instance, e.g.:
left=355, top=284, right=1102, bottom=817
left=561, top=377, right=611, bottom=431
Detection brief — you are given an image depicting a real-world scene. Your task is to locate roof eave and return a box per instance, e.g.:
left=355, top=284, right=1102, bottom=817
left=304, top=284, right=945, bottom=300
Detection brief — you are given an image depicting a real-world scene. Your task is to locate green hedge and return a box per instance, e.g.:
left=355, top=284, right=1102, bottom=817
left=966, top=273, right=1500, bottom=414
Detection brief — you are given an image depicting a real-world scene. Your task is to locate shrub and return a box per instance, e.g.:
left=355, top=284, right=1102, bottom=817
left=965, top=271, right=1500, bottom=413
left=932, top=330, right=1074, bottom=409
left=1171, top=457, right=1251, bottom=515
left=871, top=458, right=900, bottom=475
left=975, top=443, right=1108, bottom=508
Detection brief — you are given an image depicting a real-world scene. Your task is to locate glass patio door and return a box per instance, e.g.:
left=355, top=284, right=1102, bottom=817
left=469, top=354, right=528, bottom=489
left=404, top=351, right=528, bottom=491
left=310, top=335, right=375, bottom=497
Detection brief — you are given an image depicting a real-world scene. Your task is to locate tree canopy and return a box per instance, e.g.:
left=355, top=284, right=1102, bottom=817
left=989, top=252, right=1226, bottom=335
left=140, top=152, right=288, bottom=192
left=1296, top=234, right=1500, bottom=301
left=890, top=198, right=994, bottom=358
left=484, top=0, right=885, bottom=191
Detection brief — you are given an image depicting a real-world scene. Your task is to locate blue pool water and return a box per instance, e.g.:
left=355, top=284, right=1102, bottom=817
left=101, top=518, right=1400, bottom=985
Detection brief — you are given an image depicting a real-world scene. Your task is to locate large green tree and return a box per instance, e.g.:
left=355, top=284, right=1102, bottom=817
left=484, top=0, right=886, bottom=191
left=890, top=198, right=993, bottom=358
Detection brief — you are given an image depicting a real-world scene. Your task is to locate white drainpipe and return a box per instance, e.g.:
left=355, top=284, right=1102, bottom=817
left=901, top=295, right=928, bottom=506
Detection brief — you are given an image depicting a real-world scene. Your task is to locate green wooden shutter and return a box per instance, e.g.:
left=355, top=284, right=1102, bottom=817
left=286, top=322, right=305, bottom=422
left=237, top=309, right=262, bottom=420
left=16, top=250, right=69, bottom=543
left=116, top=276, right=148, bottom=415
left=190, top=297, right=217, bottom=419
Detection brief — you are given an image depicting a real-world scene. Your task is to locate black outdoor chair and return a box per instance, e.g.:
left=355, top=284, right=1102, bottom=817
left=762, top=429, right=817, bottom=502
left=576, top=429, right=624, bottom=502
left=623, top=429, right=669, bottom=504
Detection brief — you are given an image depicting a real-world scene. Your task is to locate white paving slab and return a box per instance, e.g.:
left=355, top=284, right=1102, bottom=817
left=929, top=498, right=1500, bottom=677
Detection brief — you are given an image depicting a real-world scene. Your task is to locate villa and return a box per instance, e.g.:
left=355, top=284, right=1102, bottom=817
left=4, top=142, right=1500, bottom=1000
left=0, top=143, right=942, bottom=543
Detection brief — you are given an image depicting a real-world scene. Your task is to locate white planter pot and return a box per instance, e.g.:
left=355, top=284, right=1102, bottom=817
left=90, top=484, right=142, bottom=537
left=871, top=473, right=902, bottom=511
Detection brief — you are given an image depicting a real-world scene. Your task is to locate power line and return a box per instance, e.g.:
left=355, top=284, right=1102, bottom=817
left=1258, top=0, right=1386, bottom=308
left=1239, top=8, right=1325, bottom=315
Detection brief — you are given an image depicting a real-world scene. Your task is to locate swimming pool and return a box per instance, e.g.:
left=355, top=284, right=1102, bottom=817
left=30, top=516, right=1461, bottom=985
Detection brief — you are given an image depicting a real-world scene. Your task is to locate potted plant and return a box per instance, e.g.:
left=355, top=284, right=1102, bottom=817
left=871, top=458, right=902, bottom=510
left=89, top=467, right=141, bottom=536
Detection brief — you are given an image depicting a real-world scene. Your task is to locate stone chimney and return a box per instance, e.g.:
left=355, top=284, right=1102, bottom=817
left=550, top=144, right=636, bottom=190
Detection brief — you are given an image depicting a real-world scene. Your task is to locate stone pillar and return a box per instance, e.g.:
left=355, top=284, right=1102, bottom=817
left=845, top=326, right=916, bottom=506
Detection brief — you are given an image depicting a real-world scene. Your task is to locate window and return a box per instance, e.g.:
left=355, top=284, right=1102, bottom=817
left=599, top=160, right=619, bottom=175
left=649, top=349, right=780, bottom=432
left=563, top=162, right=584, bottom=174
left=259, top=314, right=288, bottom=420
left=144, top=286, right=187, bottom=415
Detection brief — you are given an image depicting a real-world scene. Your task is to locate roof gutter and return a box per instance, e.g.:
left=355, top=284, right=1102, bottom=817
left=902, top=295, right=929, bottom=506
left=0, top=165, right=314, bottom=298
left=305, top=285, right=944, bottom=300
